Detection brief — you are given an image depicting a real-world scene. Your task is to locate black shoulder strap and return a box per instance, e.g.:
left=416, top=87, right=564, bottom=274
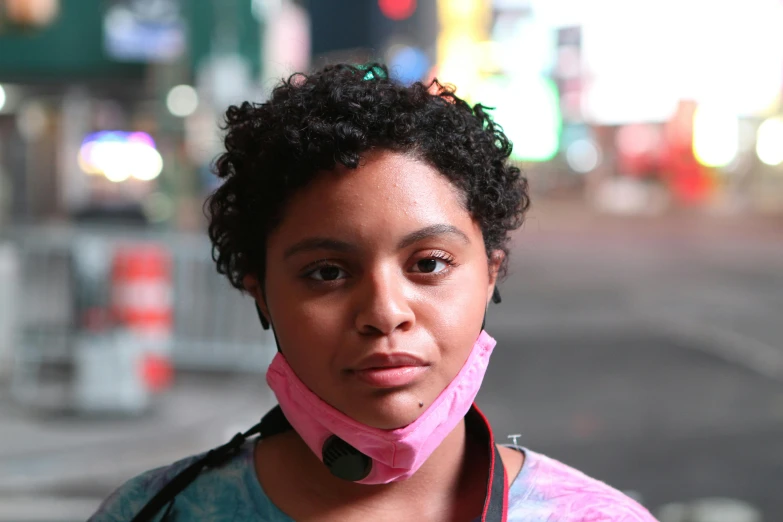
left=131, top=406, right=290, bottom=522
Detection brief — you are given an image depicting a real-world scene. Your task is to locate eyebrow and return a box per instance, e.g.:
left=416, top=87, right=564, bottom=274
left=283, top=238, right=357, bottom=259
left=397, top=224, right=470, bottom=250
left=283, top=224, right=470, bottom=259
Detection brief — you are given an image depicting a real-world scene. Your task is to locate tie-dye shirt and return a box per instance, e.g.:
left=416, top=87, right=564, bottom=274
left=90, top=441, right=656, bottom=521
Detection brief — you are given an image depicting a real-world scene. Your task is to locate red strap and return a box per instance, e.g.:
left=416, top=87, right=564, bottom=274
left=468, top=404, right=509, bottom=522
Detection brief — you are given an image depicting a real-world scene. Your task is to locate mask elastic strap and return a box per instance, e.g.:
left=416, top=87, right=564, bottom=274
left=255, top=301, right=284, bottom=354
left=256, top=301, right=271, bottom=330
left=254, top=281, right=283, bottom=353
left=491, top=287, right=502, bottom=304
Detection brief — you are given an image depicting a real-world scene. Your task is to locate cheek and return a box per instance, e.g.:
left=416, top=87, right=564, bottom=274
left=428, top=259, right=489, bottom=328
left=438, top=297, right=485, bottom=348
left=423, top=286, right=485, bottom=332
left=266, top=290, right=344, bottom=396
left=420, top=267, right=490, bottom=387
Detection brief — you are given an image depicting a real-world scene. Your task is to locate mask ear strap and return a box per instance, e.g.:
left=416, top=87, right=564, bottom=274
left=254, top=293, right=283, bottom=353
left=254, top=277, right=271, bottom=330
left=255, top=301, right=271, bottom=330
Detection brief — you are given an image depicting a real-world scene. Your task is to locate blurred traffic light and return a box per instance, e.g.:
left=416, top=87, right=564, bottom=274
left=378, top=0, right=416, bottom=21
left=309, top=0, right=436, bottom=85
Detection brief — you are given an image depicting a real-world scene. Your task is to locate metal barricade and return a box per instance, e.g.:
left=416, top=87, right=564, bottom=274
left=0, top=241, right=20, bottom=382
left=169, top=236, right=275, bottom=372
left=9, top=227, right=74, bottom=407
left=6, top=225, right=276, bottom=410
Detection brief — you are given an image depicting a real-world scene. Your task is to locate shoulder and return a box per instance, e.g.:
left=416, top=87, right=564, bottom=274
left=508, top=448, right=658, bottom=522
left=89, top=441, right=257, bottom=522
left=88, top=453, right=199, bottom=521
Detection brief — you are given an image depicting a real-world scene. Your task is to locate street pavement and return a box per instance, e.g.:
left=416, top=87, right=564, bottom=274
left=480, top=203, right=783, bottom=519
left=1, top=201, right=782, bottom=521
left=0, top=373, right=275, bottom=520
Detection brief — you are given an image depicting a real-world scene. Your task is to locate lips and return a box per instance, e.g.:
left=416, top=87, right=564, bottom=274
left=349, top=353, right=429, bottom=388
left=353, top=353, right=427, bottom=371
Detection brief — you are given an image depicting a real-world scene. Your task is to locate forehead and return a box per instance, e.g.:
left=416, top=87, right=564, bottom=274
left=271, top=150, right=476, bottom=245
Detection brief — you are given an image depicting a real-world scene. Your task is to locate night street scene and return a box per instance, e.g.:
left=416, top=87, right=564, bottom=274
left=0, top=1, right=782, bottom=521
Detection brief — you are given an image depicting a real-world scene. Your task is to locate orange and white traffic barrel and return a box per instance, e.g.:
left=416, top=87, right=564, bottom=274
left=111, top=243, right=174, bottom=392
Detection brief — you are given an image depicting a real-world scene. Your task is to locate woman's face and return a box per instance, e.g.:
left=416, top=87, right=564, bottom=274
left=254, top=150, right=502, bottom=429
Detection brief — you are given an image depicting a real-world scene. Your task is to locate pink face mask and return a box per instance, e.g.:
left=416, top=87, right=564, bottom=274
left=265, top=330, right=496, bottom=484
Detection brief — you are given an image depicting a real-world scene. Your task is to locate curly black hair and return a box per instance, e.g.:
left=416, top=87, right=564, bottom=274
left=206, top=63, right=529, bottom=291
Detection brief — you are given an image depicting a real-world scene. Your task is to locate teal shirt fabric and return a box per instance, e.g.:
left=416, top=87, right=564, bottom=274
left=90, top=440, right=655, bottom=521
left=90, top=440, right=286, bottom=521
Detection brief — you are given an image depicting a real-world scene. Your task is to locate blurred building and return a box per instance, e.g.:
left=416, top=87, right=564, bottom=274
left=1, top=0, right=782, bottom=226
left=0, top=0, right=268, bottom=228
left=482, top=0, right=783, bottom=215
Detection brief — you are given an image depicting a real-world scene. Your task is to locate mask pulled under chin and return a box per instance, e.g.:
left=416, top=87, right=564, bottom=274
left=265, top=330, right=497, bottom=484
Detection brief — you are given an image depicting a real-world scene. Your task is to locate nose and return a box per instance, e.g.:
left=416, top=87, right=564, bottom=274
left=354, top=267, right=415, bottom=336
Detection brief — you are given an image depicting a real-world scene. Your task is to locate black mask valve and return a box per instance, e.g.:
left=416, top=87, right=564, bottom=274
left=321, top=435, right=372, bottom=481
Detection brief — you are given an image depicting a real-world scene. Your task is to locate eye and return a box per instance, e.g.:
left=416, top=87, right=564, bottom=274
left=307, top=265, right=347, bottom=281
left=410, top=254, right=454, bottom=274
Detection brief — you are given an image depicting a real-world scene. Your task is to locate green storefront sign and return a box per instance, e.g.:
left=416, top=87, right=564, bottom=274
left=0, top=1, right=259, bottom=82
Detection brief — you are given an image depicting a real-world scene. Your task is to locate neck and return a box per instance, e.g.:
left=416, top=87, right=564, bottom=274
left=281, top=417, right=487, bottom=517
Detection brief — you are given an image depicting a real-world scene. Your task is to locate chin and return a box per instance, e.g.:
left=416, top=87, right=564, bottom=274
left=342, top=389, right=428, bottom=430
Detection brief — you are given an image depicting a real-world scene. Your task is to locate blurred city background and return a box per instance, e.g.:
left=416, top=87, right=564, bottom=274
left=0, top=0, right=781, bottom=520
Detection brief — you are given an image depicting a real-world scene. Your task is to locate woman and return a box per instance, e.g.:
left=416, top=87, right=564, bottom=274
left=92, top=64, right=656, bottom=521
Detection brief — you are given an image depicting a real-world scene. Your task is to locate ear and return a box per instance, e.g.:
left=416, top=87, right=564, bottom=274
left=243, top=275, right=270, bottom=324
left=487, top=250, right=504, bottom=305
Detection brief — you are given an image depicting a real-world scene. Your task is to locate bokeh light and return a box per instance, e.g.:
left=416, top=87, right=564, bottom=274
left=378, top=0, right=416, bottom=20
left=474, top=74, right=561, bottom=162
left=566, top=139, right=601, bottom=173
left=692, top=104, right=739, bottom=168
left=166, top=84, right=199, bottom=118
left=388, top=45, right=430, bottom=84
left=756, top=117, right=783, bottom=166
left=16, top=101, right=48, bottom=140
left=78, top=131, right=163, bottom=182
